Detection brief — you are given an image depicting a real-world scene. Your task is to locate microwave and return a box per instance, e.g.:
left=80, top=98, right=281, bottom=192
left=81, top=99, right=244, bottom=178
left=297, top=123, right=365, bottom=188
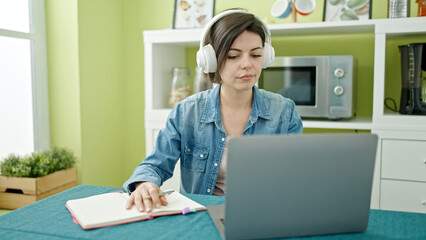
left=259, top=55, right=355, bottom=120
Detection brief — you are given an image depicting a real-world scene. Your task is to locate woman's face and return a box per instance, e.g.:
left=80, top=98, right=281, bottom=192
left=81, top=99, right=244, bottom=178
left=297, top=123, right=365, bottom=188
left=219, top=30, right=264, bottom=93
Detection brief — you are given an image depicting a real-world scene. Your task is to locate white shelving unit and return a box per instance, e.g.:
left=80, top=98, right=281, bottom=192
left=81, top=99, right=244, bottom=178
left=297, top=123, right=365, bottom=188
left=143, top=17, right=426, bottom=212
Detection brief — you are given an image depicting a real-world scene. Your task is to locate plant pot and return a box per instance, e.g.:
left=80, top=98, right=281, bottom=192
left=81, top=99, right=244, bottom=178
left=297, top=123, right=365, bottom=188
left=0, top=166, right=78, bottom=210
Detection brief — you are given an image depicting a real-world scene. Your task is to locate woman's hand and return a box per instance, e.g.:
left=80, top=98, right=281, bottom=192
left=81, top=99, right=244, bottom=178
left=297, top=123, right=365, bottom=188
left=125, top=182, right=168, bottom=213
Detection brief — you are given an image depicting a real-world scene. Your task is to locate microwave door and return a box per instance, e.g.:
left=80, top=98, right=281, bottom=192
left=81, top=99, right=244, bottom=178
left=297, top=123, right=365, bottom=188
left=296, top=61, right=329, bottom=118
left=261, top=57, right=329, bottom=118
left=278, top=67, right=316, bottom=106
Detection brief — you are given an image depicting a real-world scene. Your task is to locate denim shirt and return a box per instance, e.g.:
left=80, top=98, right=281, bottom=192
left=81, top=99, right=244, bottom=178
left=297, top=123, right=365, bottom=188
left=123, top=85, right=303, bottom=195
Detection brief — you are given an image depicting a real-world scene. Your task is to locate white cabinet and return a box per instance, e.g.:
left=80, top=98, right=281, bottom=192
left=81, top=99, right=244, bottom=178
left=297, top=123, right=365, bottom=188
left=369, top=18, right=426, bottom=213
left=374, top=130, right=426, bottom=213
left=143, top=17, right=426, bottom=212
left=381, top=180, right=426, bottom=213
left=381, top=139, right=426, bottom=182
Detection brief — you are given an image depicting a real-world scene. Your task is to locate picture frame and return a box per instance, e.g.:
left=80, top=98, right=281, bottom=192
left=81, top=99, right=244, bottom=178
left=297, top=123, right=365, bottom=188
left=323, top=0, right=372, bottom=22
left=173, top=0, right=215, bottom=29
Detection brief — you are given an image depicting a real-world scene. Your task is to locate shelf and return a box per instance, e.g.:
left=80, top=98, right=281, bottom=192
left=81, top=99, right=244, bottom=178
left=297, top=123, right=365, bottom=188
left=268, top=19, right=375, bottom=36
left=302, top=117, right=373, bottom=130
left=374, top=113, right=426, bottom=131
left=143, top=20, right=377, bottom=46
left=375, top=17, right=426, bottom=35
left=143, top=18, right=426, bottom=46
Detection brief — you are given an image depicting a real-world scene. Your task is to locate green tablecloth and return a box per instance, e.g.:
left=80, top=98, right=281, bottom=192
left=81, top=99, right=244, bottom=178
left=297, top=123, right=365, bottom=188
left=0, top=185, right=425, bottom=239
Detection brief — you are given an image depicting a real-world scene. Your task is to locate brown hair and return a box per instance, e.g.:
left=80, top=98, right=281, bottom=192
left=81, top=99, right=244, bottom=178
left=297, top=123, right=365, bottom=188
left=204, top=11, right=266, bottom=83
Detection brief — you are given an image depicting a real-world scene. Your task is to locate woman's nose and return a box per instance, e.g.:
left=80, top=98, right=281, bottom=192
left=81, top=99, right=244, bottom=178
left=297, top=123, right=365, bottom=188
left=240, top=54, right=252, bottom=69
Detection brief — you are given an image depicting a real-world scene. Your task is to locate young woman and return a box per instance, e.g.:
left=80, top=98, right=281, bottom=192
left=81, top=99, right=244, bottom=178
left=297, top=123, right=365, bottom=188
left=124, top=9, right=303, bottom=213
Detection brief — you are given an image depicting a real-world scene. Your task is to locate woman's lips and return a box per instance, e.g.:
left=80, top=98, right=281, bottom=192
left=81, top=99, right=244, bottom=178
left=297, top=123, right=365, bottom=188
left=239, top=74, right=254, bottom=80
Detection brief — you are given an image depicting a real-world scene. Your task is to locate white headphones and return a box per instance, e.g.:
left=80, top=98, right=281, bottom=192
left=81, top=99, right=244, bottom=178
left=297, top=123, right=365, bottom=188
left=196, top=10, right=275, bottom=73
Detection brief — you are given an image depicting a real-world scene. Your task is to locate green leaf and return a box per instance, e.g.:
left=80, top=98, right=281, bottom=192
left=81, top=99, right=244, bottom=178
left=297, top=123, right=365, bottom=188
left=340, top=8, right=359, bottom=21
left=328, top=0, right=345, bottom=6
left=347, top=0, right=367, bottom=10
left=0, top=147, right=76, bottom=178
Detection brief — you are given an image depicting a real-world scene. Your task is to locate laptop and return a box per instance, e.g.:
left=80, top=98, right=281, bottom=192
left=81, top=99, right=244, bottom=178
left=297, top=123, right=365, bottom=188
left=207, top=133, right=378, bottom=240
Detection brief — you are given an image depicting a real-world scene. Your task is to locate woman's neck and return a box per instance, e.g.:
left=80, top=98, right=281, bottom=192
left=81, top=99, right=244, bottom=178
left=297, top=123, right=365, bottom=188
left=219, top=85, right=253, bottom=110
left=219, top=85, right=253, bottom=136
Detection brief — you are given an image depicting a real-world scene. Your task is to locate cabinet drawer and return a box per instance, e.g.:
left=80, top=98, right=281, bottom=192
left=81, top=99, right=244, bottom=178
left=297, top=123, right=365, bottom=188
left=381, top=139, right=426, bottom=182
left=380, top=180, right=426, bottom=214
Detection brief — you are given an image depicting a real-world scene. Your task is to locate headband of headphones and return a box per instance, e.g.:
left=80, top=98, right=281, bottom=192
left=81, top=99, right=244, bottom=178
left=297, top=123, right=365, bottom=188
left=198, top=9, right=272, bottom=51
left=196, top=10, right=275, bottom=73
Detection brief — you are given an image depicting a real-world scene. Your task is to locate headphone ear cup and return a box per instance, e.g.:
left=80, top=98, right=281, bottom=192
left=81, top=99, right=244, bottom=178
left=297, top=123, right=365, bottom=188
left=197, top=44, right=217, bottom=73
left=262, top=43, right=275, bottom=68
left=196, top=48, right=206, bottom=72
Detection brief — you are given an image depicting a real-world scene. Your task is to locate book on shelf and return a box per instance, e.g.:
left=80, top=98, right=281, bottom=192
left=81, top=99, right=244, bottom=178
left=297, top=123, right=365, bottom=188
left=65, top=190, right=206, bottom=230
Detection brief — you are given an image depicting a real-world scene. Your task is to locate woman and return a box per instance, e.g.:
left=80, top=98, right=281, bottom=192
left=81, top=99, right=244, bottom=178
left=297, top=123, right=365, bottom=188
left=124, top=9, right=303, bottom=213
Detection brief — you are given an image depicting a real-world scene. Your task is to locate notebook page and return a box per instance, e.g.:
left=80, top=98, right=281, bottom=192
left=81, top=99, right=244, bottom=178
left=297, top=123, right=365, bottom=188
left=66, top=191, right=205, bottom=229
left=67, top=192, right=148, bottom=228
left=152, top=191, right=205, bottom=213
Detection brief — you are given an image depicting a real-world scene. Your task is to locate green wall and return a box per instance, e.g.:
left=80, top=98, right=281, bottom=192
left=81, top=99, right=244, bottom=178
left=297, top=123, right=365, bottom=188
left=78, top=0, right=125, bottom=187
left=46, top=0, right=83, bottom=183
left=45, top=0, right=423, bottom=188
left=46, top=0, right=126, bottom=187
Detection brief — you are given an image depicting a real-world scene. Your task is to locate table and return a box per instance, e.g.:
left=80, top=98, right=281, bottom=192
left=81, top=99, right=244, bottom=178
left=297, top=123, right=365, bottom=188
left=0, top=185, right=425, bottom=240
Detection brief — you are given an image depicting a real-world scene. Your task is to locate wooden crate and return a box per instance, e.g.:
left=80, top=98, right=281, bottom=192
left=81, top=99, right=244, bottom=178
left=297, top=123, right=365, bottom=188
left=0, top=167, right=78, bottom=209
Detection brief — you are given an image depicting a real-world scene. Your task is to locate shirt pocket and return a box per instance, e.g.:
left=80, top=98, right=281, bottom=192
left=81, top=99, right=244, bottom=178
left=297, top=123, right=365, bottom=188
left=183, top=142, right=209, bottom=173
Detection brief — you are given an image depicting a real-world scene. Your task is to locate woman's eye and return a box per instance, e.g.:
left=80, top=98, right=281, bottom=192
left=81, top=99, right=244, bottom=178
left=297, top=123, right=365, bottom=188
left=227, top=55, right=237, bottom=59
left=253, top=54, right=262, bottom=58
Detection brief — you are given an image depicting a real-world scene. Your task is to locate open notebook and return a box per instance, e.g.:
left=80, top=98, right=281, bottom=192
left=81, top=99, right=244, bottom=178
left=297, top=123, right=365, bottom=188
left=66, top=190, right=206, bottom=230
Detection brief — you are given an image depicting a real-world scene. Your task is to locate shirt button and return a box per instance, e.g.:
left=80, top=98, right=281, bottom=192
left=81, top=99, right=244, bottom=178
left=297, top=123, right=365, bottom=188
left=207, top=188, right=211, bottom=193
left=200, top=154, right=204, bottom=158
left=221, top=137, right=225, bottom=142
left=187, top=148, right=191, bottom=153
left=214, top=162, right=218, bottom=167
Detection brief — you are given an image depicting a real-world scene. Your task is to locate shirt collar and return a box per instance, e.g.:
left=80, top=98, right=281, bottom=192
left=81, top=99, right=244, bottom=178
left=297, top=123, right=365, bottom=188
left=201, top=85, right=271, bottom=123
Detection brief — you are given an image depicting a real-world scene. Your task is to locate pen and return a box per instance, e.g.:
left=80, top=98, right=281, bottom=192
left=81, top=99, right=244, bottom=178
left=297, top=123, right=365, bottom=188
left=142, top=189, right=174, bottom=200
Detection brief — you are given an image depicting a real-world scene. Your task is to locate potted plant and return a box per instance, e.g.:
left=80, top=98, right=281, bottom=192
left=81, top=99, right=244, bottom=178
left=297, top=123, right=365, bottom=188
left=0, top=147, right=78, bottom=209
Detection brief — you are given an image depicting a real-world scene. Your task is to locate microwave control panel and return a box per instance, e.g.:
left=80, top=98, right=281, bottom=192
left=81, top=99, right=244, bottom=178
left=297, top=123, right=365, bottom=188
left=328, top=55, right=354, bottom=119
